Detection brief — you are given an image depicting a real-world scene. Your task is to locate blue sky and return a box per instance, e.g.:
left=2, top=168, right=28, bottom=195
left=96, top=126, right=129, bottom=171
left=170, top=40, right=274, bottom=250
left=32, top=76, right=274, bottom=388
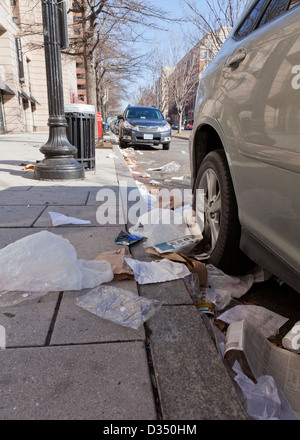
left=119, top=0, right=192, bottom=109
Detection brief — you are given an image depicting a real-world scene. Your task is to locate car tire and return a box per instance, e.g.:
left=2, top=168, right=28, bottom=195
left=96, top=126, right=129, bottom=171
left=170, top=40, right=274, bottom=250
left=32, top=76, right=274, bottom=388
left=193, top=149, right=251, bottom=275
left=162, top=142, right=170, bottom=150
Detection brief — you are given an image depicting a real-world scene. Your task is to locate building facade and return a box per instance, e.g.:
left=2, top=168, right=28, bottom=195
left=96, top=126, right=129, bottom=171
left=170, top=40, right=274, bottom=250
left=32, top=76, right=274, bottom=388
left=0, top=0, right=78, bottom=134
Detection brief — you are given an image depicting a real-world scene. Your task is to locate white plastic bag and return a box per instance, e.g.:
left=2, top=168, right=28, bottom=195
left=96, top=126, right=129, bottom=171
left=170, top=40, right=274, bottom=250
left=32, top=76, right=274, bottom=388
left=233, top=361, right=299, bottom=420
left=206, top=265, right=254, bottom=310
left=0, top=231, right=114, bottom=306
left=77, top=285, right=162, bottom=329
left=129, top=208, right=196, bottom=248
left=125, top=257, right=191, bottom=284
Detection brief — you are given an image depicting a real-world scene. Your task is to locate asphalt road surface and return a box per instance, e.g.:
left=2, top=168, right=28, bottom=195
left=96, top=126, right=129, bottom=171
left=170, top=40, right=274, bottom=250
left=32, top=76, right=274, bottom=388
left=115, top=132, right=300, bottom=346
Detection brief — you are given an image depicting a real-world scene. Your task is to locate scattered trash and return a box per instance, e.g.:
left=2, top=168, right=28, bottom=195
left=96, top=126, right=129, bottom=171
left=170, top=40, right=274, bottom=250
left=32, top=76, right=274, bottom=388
left=181, top=150, right=188, bottom=154
left=217, top=305, right=288, bottom=338
left=0, top=231, right=113, bottom=306
left=282, top=321, right=300, bottom=353
left=184, top=273, right=213, bottom=315
left=249, top=265, right=273, bottom=283
left=76, top=285, right=161, bottom=329
left=125, top=257, right=191, bottom=284
left=115, top=230, right=143, bottom=246
left=149, top=180, right=162, bottom=185
left=135, top=181, right=157, bottom=210
left=205, top=265, right=254, bottom=310
left=224, top=319, right=300, bottom=418
left=146, top=249, right=207, bottom=286
left=129, top=208, right=202, bottom=251
left=171, top=176, right=184, bottom=180
left=147, top=161, right=180, bottom=172
left=106, top=153, right=118, bottom=159
left=232, top=361, right=299, bottom=420
left=95, top=248, right=134, bottom=281
left=24, top=163, right=35, bottom=171
left=141, top=172, right=150, bottom=178
left=48, top=211, right=91, bottom=226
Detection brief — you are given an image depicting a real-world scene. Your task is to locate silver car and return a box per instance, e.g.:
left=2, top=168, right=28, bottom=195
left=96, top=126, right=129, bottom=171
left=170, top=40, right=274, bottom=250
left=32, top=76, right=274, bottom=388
left=190, top=0, right=300, bottom=292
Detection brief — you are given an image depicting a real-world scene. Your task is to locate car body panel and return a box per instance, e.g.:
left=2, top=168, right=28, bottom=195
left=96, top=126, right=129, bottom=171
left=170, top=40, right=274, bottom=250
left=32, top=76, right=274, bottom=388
left=190, top=0, right=300, bottom=290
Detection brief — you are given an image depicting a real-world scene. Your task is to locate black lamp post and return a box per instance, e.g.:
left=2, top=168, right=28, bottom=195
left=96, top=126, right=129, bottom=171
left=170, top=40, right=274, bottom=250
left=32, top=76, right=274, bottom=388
left=34, top=0, right=84, bottom=180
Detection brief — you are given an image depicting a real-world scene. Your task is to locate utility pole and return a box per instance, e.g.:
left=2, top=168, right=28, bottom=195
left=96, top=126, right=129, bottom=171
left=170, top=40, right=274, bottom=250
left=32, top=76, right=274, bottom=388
left=34, top=0, right=84, bottom=180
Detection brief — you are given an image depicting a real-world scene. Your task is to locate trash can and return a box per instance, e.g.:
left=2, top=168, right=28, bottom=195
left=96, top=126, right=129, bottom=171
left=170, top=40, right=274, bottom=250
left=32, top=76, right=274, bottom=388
left=64, top=104, right=96, bottom=170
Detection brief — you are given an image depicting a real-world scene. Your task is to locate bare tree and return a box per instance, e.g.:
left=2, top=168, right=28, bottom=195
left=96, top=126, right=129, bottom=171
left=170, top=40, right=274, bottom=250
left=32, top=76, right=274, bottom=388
left=182, top=0, right=249, bottom=53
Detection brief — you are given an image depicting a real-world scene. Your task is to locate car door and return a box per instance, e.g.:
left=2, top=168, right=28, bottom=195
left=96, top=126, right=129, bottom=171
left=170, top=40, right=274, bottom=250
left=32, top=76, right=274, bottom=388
left=218, top=0, right=300, bottom=276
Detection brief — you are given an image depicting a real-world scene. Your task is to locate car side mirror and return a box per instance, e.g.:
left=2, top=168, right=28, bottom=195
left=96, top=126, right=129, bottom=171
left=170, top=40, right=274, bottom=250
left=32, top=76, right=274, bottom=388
left=118, top=115, right=124, bottom=120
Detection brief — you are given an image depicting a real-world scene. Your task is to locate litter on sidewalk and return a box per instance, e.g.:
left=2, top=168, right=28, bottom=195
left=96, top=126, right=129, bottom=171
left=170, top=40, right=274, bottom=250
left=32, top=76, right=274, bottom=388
left=76, top=285, right=161, bottom=329
left=232, top=360, right=298, bottom=420
left=129, top=207, right=202, bottom=252
left=282, top=321, right=300, bottom=353
left=115, top=230, right=143, bottom=246
left=224, top=319, right=300, bottom=419
left=48, top=211, right=91, bottom=226
left=95, top=248, right=134, bottom=281
left=124, top=257, right=191, bottom=284
left=217, top=305, right=288, bottom=338
left=0, top=230, right=113, bottom=306
left=147, top=161, right=180, bottom=173
left=146, top=249, right=207, bottom=287
left=205, top=265, right=254, bottom=310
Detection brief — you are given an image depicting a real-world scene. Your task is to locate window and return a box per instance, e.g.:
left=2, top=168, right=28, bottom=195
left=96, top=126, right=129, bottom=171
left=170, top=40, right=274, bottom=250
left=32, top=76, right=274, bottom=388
left=235, top=0, right=270, bottom=39
left=10, top=0, right=17, bottom=6
left=288, top=0, right=300, bottom=8
left=78, top=84, right=86, bottom=90
left=78, top=94, right=84, bottom=101
left=12, top=17, right=19, bottom=25
left=77, top=73, right=85, bottom=79
left=76, top=62, right=84, bottom=69
left=258, top=0, right=289, bottom=27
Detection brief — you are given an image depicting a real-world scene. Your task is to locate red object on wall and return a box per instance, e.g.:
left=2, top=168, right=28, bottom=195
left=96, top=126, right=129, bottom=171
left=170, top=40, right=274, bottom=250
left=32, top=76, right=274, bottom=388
left=97, top=112, right=102, bottom=139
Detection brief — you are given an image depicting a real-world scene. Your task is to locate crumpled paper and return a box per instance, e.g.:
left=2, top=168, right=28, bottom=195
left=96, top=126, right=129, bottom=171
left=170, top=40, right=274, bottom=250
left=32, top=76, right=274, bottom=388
left=48, top=211, right=91, bottom=226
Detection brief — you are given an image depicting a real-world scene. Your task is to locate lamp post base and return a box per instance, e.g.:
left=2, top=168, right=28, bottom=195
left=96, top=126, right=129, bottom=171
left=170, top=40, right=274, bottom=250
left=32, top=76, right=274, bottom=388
left=34, top=156, right=85, bottom=181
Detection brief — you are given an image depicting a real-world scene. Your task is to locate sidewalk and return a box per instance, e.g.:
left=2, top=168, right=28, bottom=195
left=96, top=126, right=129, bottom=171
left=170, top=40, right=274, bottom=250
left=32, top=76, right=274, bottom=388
left=0, top=132, right=247, bottom=421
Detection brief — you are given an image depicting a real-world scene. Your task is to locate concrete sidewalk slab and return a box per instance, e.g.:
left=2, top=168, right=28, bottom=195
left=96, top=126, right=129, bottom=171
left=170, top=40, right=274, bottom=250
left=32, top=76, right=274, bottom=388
left=0, top=292, right=59, bottom=348
left=147, top=305, right=247, bottom=420
left=0, top=206, right=46, bottom=227
left=50, top=280, right=145, bottom=345
left=0, top=343, right=156, bottom=420
left=0, top=226, right=124, bottom=260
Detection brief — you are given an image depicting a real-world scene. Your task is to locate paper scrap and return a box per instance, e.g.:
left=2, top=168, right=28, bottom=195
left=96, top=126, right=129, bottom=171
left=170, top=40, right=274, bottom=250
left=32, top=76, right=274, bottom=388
left=48, top=211, right=91, bottom=226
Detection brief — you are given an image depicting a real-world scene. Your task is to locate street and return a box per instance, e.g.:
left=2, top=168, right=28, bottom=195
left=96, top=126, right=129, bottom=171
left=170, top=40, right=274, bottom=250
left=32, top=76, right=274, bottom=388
left=115, top=132, right=300, bottom=345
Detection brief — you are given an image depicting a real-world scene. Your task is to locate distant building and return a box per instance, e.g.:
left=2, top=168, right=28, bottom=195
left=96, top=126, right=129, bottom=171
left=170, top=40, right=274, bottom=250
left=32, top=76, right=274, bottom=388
left=0, top=0, right=77, bottom=134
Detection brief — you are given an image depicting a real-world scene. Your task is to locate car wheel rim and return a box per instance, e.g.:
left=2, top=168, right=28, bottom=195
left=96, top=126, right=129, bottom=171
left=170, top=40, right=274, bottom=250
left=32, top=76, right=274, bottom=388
left=198, top=168, right=221, bottom=254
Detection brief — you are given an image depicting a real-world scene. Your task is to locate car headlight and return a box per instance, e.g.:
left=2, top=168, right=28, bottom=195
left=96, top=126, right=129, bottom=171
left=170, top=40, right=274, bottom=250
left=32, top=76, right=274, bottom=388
left=123, top=121, right=135, bottom=129
left=158, top=123, right=171, bottom=132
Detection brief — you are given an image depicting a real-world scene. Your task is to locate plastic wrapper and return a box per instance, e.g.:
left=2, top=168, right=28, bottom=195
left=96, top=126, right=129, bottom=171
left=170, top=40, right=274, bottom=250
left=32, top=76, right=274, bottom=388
left=147, top=161, right=180, bottom=172
left=76, top=285, right=162, bottom=329
left=125, top=257, right=191, bottom=284
left=232, top=361, right=299, bottom=420
left=206, top=264, right=254, bottom=310
left=0, top=231, right=114, bottom=306
left=115, top=230, right=143, bottom=245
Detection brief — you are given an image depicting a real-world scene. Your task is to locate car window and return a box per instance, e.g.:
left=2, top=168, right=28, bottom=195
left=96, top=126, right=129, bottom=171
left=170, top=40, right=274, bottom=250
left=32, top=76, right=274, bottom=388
left=126, top=108, right=164, bottom=120
left=258, top=0, right=289, bottom=27
left=288, top=0, right=300, bottom=8
left=235, top=0, right=270, bottom=39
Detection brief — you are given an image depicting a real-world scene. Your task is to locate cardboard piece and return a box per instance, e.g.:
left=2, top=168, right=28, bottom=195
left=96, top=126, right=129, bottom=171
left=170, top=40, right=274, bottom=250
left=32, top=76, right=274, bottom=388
left=95, top=248, right=134, bottom=281
left=146, top=248, right=207, bottom=287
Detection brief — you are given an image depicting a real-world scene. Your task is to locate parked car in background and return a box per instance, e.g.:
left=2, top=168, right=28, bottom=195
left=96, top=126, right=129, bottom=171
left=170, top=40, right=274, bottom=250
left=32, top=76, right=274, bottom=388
left=118, top=105, right=172, bottom=150
left=190, top=0, right=300, bottom=292
left=185, top=122, right=193, bottom=130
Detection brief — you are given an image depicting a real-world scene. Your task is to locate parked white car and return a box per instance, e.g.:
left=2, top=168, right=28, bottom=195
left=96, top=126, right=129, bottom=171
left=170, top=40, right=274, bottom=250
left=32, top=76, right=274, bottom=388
left=190, top=0, right=300, bottom=292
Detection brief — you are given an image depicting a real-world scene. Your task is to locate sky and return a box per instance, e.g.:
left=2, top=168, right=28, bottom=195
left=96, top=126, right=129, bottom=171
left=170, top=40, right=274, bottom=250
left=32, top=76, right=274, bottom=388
left=119, top=0, right=193, bottom=110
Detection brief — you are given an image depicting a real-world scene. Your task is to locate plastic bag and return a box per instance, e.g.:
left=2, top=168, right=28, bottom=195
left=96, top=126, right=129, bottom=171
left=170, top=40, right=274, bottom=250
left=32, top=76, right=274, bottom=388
left=0, top=231, right=114, bottom=306
left=129, top=208, right=197, bottom=249
left=147, top=161, right=180, bottom=172
left=232, top=361, right=299, bottom=420
left=206, top=265, right=254, bottom=310
left=125, top=257, right=191, bottom=284
left=76, top=285, right=162, bottom=329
